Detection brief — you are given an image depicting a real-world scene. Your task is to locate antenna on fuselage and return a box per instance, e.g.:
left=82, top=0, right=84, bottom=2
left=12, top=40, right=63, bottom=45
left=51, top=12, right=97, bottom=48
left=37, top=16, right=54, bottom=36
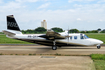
left=68, top=26, right=69, bottom=35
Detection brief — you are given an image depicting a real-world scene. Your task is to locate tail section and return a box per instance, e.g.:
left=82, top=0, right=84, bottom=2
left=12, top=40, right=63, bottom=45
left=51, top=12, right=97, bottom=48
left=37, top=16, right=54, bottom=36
left=7, top=15, right=20, bottom=31
left=2, top=15, right=22, bottom=37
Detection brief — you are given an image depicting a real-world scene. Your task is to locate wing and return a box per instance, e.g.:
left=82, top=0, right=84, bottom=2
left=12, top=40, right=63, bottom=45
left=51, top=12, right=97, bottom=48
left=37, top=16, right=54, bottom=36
left=39, top=30, right=65, bottom=40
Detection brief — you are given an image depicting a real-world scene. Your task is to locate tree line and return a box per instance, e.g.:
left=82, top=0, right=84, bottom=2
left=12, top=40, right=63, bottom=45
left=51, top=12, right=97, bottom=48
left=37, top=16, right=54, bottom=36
left=20, top=27, right=105, bottom=34
left=21, top=27, right=63, bottom=34
left=0, top=27, right=104, bottom=34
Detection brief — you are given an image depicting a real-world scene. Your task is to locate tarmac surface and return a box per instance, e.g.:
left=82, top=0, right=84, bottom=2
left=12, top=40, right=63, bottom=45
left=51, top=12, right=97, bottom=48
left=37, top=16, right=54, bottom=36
left=0, top=55, right=95, bottom=70
left=0, top=45, right=105, bottom=55
left=0, top=45, right=104, bottom=70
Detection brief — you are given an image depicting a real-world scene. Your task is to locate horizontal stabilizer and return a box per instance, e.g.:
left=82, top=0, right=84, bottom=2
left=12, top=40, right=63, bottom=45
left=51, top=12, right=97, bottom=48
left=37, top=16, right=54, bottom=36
left=2, top=30, right=16, bottom=36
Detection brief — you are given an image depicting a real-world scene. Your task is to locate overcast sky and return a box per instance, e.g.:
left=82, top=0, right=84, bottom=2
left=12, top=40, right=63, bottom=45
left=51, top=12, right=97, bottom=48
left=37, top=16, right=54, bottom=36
left=0, top=0, right=105, bottom=31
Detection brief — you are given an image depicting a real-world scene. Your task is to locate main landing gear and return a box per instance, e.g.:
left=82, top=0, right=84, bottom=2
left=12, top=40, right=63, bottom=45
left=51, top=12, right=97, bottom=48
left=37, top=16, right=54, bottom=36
left=52, top=45, right=57, bottom=50
left=97, top=44, right=101, bottom=49
left=52, top=40, right=57, bottom=50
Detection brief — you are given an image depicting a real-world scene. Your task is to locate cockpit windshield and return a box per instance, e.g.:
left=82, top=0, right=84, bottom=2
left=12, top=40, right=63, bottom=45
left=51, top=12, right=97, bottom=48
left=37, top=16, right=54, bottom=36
left=84, top=35, right=89, bottom=39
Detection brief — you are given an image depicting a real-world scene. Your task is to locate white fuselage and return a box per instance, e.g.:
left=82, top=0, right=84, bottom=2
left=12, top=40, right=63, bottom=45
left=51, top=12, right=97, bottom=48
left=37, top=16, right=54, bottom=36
left=6, top=30, right=103, bottom=46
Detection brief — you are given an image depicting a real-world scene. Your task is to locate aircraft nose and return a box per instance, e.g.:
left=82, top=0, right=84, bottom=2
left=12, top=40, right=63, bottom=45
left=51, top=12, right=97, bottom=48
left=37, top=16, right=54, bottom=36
left=90, top=38, right=103, bottom=45
left=99, top=40, right=103, bottom=44
left=95, top=39, right=103, bottom=44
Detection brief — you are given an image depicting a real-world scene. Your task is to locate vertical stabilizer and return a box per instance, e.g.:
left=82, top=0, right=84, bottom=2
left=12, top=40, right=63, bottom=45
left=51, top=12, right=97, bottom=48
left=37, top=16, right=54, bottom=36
left=7, top=15, right=20, bottom=31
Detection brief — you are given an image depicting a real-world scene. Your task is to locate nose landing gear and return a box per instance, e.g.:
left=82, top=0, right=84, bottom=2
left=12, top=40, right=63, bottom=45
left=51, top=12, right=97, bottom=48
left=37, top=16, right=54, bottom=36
left=97, top=44, right=101, bottom=49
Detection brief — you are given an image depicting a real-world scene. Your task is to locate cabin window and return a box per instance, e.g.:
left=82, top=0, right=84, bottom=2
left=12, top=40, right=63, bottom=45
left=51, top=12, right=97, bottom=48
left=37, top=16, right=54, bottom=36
left=70, top=36, right=72, bottom=39
left=74, top=36, right=77, bottom=39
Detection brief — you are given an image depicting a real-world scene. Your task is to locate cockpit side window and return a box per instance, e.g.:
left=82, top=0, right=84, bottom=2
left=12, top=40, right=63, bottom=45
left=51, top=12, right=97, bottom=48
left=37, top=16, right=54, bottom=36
left=74, top=36, right=77, bottom=39
left=81, top=36, right=84, bottom=39
left=80, top=34, right=89, bottom=39
left=80, top=34, right=84, bottom=39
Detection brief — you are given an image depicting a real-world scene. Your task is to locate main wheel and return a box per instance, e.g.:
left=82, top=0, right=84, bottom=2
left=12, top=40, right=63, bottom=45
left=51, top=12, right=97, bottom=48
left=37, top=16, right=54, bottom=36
left=52, top=46, right=57, bottom=50
left=97, top=46, right=101, bottom=49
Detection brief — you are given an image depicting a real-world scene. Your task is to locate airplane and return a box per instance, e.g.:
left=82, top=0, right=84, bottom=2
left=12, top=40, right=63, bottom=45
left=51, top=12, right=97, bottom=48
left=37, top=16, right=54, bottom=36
left=2, top=15, right=103, bottom=50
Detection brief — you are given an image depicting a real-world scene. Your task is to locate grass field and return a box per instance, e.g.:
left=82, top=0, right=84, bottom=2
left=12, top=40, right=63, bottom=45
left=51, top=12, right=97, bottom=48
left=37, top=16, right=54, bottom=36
left=0, top=35, right=32, bottom=44
left=85, top=33, right=105, bottom=44
left=91, top=54, right=105, bottom=70
left=0, top=33, right=105, bottom=44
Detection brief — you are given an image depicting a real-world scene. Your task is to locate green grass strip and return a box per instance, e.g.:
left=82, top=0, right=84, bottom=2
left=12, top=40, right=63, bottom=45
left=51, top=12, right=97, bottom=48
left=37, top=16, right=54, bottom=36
left=94, top=60, right=105, bottom=70
left=0, top=33, right=105, bottom=44
left=90, top=54, right=105, bottom=60
left=0, top=35, right=32, bottom=44
left=85, top=33, right=105, bottom=44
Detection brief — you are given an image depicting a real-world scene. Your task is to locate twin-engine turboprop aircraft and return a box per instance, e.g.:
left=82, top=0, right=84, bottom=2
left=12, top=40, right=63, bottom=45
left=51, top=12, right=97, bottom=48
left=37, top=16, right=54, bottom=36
left=3, top=15, right=103, bottom=50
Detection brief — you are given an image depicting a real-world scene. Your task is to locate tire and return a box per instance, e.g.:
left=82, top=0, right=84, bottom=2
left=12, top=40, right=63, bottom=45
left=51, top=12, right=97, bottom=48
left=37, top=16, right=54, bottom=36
left=52, top=46, right=57, bottom=50
left=97, top=46, right=101, bottom=49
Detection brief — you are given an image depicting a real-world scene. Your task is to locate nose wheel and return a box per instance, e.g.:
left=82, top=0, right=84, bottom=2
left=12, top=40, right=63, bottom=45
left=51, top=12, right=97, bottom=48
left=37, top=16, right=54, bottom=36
left=97, top=44, right=101, bottom=49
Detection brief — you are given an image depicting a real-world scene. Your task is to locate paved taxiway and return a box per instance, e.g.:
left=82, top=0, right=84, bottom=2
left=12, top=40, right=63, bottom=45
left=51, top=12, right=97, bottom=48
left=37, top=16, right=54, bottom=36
left=0, top=55, right=95, bottom=70
left=0, top=45, right=100, bottom=70
left=0, top=45, right=105, bottom=55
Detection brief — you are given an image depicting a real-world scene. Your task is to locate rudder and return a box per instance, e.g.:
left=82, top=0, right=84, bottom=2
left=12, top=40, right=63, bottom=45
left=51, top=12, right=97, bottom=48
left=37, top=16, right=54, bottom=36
left=7, top=15, right=20, bottom=31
